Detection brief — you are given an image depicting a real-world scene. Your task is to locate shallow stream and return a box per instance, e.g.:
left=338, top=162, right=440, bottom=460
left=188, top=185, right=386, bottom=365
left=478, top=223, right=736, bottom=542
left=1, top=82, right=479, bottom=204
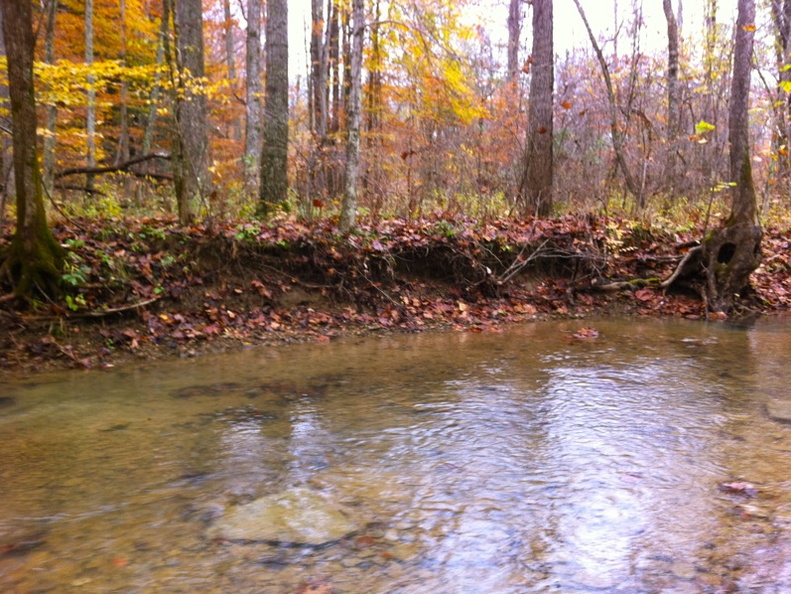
left=3, top=317, right=791, bottom=592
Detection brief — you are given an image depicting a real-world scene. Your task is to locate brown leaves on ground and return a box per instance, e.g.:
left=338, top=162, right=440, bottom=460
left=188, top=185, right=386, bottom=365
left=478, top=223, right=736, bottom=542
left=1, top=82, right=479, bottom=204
left=1, top=214, right=790, bottom=372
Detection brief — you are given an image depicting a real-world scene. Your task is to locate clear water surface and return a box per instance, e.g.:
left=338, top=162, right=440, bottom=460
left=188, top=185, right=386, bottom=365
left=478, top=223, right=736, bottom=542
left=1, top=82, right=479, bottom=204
left=2, top=317, right=791, bottom=593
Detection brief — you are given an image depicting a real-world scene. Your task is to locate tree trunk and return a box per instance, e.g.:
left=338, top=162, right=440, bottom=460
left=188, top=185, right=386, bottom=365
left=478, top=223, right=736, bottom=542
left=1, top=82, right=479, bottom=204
left=771, top=0, right=791, bottom=189
left=0, top=5, right=7, bottom=226
left=698, top=0, right=722, bottom=186
left=116, top=0, right=131, bottom=168
left=328, top=0, right=340, bottom=135
left=308, top=0, right=327, bottom=207
left=339, top=0, right=364, bottom=231
left=507, top=0, right=521, bottom=82
left=666, top=0, right=762, bottom=313
left=42, top=0, right=58, bottom=199
left=259, top=0, right=289, bottom=216
left=223, top=0, right=241, bottom=142
left=173, top=0, right=212, bottom=224
left=85, top=0, right=97, bottom=193
left=703, top=0, right=762, bottom=313
left=0, top=0, right=64, bottom=298
left=572, top=0, right=642, bottom=205
left=363, top=0, right=383, bottom=217
left=244, top=0, right=263, bottom=195
left=663, top=0, right=681, bottom=191
left=142, top=3, right=169, bottom=155
left=520, top=0, right=554, bottom=217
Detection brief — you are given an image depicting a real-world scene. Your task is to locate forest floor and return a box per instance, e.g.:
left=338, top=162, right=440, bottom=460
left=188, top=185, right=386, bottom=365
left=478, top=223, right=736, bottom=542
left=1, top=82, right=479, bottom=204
left=2, top=214, right=791, bottom=376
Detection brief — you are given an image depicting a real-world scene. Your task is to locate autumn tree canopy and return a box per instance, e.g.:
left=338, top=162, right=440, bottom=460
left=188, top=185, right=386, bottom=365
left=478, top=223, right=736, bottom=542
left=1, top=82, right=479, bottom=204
left=0, top=0, right=780, bottom=226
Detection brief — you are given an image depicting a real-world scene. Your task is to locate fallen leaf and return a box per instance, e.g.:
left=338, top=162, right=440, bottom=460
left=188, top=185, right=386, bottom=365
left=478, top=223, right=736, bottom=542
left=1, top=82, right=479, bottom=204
left=111, top=557, right=129, bottom=567
left=719, top=481, right=758, bottom=497
left=570, top=327, right=599, bottom=339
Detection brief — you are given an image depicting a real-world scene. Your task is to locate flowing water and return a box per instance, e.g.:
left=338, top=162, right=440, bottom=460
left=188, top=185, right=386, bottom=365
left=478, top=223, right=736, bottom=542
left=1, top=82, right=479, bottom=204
left=2, top=317, right=791, bottom=593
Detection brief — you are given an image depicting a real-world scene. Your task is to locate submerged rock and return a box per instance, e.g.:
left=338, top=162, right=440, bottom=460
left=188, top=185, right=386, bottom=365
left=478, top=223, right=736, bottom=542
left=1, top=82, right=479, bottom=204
left=767, top=400, right=791, bottom=423
left=208, top=486, right=361, bottom=546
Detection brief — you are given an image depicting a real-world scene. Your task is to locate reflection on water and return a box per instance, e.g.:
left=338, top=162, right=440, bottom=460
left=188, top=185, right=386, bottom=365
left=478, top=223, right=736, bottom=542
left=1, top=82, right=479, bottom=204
left=3, top=317, right=791, bottom=592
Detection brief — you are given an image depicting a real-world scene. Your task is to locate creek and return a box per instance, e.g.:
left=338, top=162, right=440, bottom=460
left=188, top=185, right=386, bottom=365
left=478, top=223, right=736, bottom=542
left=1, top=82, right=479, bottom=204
left=2, top=317, right=791, bottom=592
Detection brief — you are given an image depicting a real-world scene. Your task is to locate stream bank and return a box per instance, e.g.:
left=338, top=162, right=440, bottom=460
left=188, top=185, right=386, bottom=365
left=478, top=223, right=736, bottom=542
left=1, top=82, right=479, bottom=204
left=2, top=215, right=790, bottom=375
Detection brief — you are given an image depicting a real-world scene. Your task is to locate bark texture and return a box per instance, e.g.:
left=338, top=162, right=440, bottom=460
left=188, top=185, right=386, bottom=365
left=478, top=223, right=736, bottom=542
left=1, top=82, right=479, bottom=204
left=703, top=0, right=761, bottom=313
left=259, top=0, right=289, bottom=216
left=339, top=0, right=364, bottom=231
left=663, top=0, right=681, bottom=190
left=521, top=0, right=554, bottom=216
left=244, top=0, right=263, bottom=195
left=507, top=0, right=521, bottom=82
left=42, top=0, right=58, bottom=198
left=174, top=0, right=211, bottom=223
left=85, top=0, right=97, bottom=192
left=0, top=0, right=64, bottom=298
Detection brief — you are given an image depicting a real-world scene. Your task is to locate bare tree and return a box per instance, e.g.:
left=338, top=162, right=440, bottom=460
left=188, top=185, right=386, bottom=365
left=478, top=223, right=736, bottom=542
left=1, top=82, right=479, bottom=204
left=259, top=0, right=289, bottom=216
left=572, top=0, right=642, bottom=206
left=0, top=0, right=64, bottom=298
left=339, top=0, right=364, bottom=230
left=520, top=0, right=554, bottom=216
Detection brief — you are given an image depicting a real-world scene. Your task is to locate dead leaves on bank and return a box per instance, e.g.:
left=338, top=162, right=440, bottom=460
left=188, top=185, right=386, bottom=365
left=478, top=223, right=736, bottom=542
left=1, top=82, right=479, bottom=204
left=2, top=215, right=791, bottom=370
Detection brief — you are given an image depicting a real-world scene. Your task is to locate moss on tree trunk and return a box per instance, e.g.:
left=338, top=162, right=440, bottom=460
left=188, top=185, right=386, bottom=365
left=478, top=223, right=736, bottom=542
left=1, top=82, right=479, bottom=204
left=702, top=220, right=762, bottom=313
left=0, top=0, right=64, bottom=299
left=2, top=215, right=64, bottom=298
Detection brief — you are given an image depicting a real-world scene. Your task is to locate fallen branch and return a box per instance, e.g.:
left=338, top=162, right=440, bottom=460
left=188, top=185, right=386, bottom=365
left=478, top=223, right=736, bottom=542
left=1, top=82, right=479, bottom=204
left=53, top=184, right=107, bottom=196
left=54, top=152, right=171, bottom=179
left=589, top=277, right=662, bottom=292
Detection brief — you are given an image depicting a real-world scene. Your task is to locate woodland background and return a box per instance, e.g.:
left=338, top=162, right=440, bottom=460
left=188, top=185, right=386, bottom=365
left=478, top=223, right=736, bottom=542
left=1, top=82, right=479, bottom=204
left=0, top=0, right=787, bottom=225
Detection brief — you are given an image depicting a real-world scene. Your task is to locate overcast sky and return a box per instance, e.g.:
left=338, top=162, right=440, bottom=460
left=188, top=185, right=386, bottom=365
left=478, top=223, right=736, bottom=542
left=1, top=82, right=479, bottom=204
left=284, top=0, right=741, bottom=81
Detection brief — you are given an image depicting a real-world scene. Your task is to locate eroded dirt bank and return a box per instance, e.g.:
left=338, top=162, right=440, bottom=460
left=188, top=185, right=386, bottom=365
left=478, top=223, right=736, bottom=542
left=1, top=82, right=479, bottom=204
left=2, top=215, right=790, bottom=375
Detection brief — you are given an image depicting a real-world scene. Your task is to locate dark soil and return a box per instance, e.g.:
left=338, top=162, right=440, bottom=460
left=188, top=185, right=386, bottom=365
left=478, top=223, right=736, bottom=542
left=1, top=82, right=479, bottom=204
left=2, top=214, right=790, bottom=376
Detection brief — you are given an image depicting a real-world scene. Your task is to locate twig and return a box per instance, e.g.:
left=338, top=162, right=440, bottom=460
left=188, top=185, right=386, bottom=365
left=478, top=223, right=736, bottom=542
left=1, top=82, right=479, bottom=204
left=496, top=239, right=551, bottom=285
left=43, top=176, right=89, bottom=232
left=68, top=296, right=161, bottom=318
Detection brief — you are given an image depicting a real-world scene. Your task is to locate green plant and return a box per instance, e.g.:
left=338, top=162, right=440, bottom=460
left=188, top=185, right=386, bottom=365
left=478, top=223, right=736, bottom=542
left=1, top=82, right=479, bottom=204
left=159, top=253, right=176, bottom=267
left=62, top=241, right=91, bottom=287
left=234, top=223, right=259, bottom=242
left=138, top=225, right=167, bottom=241
left=433, top=220, right=457, bottom=238
left=65, top=294, right=87, bottom=311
